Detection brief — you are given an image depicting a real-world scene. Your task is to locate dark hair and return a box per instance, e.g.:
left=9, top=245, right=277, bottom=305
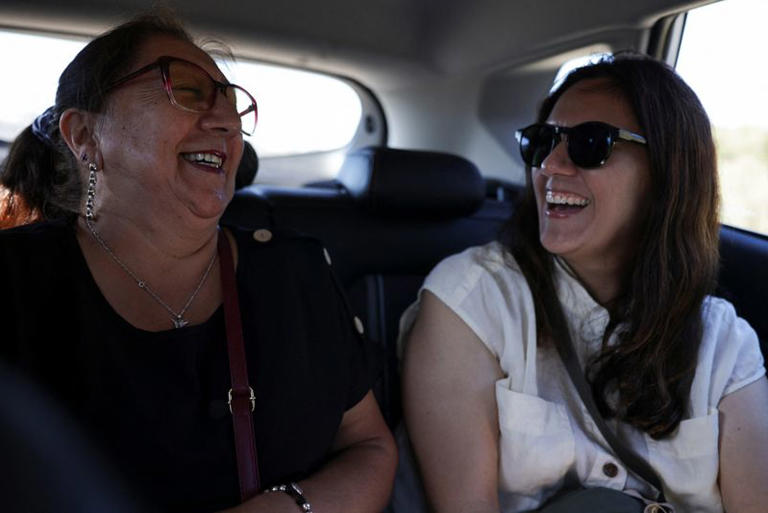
left=0, top=11, right=193, bottom=227
left=503, top=53, right=719, bottom=438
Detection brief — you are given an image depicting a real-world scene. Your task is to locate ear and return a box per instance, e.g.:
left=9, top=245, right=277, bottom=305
left=59, top=108, right=101, bottom=168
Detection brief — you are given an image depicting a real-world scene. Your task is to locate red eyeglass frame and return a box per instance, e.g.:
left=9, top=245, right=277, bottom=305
left=107, top=55, right=258, bottom=135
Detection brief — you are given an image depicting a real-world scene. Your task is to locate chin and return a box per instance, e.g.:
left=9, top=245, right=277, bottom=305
left=186, top=197, right=230, bottom=223
left=539, top=232, right=584, bottom=258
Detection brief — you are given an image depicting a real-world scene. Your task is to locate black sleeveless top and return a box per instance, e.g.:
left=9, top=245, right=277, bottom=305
left=0, top=220, right=378, bottom=512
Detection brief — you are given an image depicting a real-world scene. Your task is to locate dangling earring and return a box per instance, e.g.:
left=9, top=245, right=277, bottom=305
left=85, top=162, right=97, bottom=221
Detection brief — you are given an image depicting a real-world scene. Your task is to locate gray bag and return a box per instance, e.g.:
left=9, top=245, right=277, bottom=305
left=535, top=487, right=644, bottom=513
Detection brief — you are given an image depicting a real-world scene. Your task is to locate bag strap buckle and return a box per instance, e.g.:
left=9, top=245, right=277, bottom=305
left=228, top=387, right=256, bottom=414
left=644, top=503, right=674, bottom=513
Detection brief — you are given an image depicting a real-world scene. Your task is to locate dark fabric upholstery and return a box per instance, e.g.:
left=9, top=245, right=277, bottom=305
left=717, top=226, right=768, bottom=357
left=337, top=146, right=485, bottom=218
left=234, top=141, right=259, bottom=190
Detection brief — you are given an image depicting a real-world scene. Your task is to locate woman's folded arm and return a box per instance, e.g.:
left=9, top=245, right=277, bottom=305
left=220, top=390, right=397, bottom=513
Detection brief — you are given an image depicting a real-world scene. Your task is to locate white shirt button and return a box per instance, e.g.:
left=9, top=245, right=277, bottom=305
left=353, top=316, right=364, bottom=335
left=252, top=229, right=272, bottom=242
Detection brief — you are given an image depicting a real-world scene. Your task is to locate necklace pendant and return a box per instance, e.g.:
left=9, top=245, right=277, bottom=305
left=87, top=220, right=214, bottom=332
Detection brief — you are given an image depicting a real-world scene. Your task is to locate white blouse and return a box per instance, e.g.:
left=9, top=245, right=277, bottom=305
left=399, top=241, right=765, bottom=512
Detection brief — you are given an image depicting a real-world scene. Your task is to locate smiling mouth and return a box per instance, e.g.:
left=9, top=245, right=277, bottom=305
left=181, top=152, right=225, bottom=169
left=545, top=190, right=590, bottom=213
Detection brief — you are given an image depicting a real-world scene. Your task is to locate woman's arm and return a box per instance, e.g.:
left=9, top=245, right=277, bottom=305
left=718, top=376, right=768, bottom=513
left=403, top=291, right=503, bottom=513
left=222, top=390, right=397, bottom=513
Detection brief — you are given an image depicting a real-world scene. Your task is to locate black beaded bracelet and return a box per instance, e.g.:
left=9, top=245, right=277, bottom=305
left=266, top=482, right=313, bottom=513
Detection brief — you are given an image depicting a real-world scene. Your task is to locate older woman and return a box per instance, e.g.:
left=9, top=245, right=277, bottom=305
left=0, top=13, right=395, bottom=513
left=401, top=55, right=768, bottom=513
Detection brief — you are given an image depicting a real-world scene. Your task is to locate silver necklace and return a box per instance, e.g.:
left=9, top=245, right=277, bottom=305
left=85, top=218, right=218, bottom=329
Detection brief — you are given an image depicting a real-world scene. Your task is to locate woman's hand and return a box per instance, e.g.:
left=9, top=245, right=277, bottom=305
left=402, top=291, right=503, bottom=513
left=718, top=376, right=768, bottom=513
left=220, top=390, right=396, bottom=513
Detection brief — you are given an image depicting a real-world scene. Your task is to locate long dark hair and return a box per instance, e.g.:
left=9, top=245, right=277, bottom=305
left=503, top=53, right=719, bottom=438
left=0, top=11, right=193, bottom=228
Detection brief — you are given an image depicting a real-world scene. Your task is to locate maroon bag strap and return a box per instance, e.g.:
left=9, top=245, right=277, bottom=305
left=217, top=230, right=261, bottom=501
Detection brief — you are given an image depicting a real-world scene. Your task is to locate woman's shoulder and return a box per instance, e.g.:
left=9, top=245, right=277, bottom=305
left=430, top=240, right=518, bottom=276
left=227, top=224, right=328, bottom=262
left=225, top=224, right=338, bottom=286
left=0, top=219, right=73, bottom=257
left=695, top=295, right=765, bottom=404
left=0, top=219, right=72, bottom=241
left=399, top=243, right=535, bottom=363
left=0, top=221, right=77, bottom=318
left=424, top=241, right=526, bottom=299
left=701, top=295, right=756, bottom=340
left=418, top=242, right=534, bottom=346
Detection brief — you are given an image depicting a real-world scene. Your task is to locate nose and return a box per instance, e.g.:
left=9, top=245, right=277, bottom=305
left=538, top=138, right=578, bottom=177
left=200, top=89, right=242, bottom=135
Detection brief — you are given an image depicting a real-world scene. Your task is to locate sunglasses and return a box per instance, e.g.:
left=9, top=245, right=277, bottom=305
left=515, top=121, right=647, bottom=169
left=108, top=56, right=258, bottom=136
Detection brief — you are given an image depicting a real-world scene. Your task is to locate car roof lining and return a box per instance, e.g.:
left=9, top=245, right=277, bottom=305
left=0, top=0, right=714, bottom=87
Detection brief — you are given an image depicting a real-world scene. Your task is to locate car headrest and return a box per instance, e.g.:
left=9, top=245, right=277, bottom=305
left=337, top=147, right=484, bottom=218
left=235, top=141, right=259, bottom=190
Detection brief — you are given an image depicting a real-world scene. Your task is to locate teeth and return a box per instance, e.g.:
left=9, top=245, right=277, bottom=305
left=546, top=190, right=590, bottom=206
left=182, top=152, right=223, bottom=168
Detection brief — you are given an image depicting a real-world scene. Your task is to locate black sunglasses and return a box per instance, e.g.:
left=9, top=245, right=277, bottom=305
left=107, top=56, right=259, bottom=135
left=515, top=121, right=647, bottom=169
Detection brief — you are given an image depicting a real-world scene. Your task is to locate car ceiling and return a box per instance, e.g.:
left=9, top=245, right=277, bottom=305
left=0, top=0, right=716, bottom=181
left=1, top=0, right=714, bottom=88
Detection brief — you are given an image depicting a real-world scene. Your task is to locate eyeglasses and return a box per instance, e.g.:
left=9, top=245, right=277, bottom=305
left=108, top=56, right=258, bottom=136
left=515, top=121, right=647, bottom=169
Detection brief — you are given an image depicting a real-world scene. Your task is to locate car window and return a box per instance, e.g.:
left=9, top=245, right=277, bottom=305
left=676, top=0, right=768, bottom=236
left=0, top=31, right=85, bottom=144
left=0, top=29, right=370, bottom=187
